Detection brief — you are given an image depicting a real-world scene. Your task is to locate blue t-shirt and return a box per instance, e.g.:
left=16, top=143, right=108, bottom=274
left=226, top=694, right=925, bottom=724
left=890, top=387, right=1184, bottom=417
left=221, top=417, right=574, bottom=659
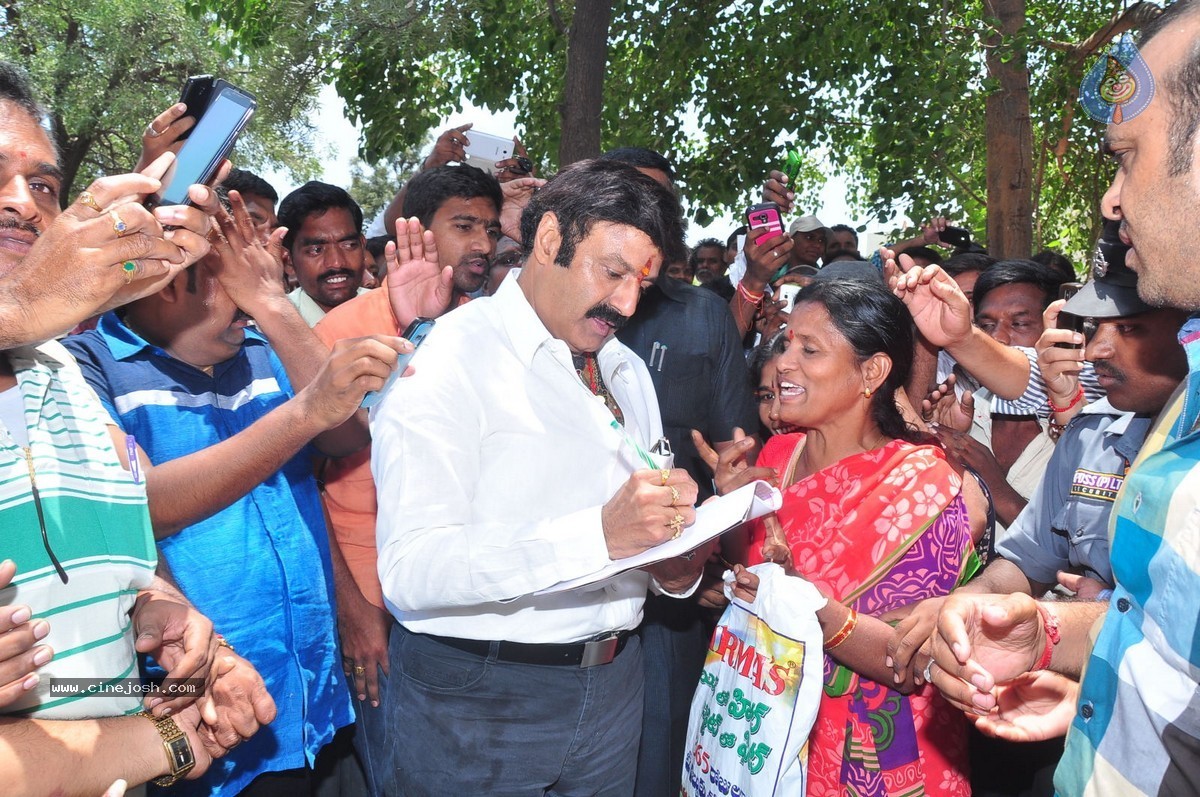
left=64, top=313, right=352, bottom=796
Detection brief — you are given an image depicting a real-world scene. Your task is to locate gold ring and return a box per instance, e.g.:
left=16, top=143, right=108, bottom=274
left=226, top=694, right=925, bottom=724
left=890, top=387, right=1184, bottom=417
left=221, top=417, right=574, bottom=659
left=668, top=485, right=680, bottom=506
left=110, top=208, right=130, bottom=237
left=659, top=469, right=671, bottom=486
left=353, top=665, right=366, bottom=675
left=669, top=513, right=684, bottom=540
left=121, top=261, right=137, bottom=285
left=77, top=190, right=102, bottom=213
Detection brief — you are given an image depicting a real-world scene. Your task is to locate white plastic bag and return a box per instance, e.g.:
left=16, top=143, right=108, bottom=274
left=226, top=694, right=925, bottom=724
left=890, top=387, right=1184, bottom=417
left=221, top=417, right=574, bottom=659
left=682, top=563, right=825, bottom=797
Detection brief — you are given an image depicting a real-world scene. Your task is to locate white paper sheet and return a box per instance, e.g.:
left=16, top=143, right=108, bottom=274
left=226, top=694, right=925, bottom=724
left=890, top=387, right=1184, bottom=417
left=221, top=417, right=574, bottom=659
left=534, top=480, right=782, bottom=595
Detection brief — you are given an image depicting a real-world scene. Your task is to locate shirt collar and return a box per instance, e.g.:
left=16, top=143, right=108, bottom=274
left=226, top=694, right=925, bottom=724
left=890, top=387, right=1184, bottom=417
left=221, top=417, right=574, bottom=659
left=495, top=268, right=630, bottom=375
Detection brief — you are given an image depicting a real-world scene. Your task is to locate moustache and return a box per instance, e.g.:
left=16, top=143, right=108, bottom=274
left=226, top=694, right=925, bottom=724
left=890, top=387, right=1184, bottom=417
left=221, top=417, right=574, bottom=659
left=585, top=303, right=629, bottom=330
left=1093, top=362, right=1125, bottom=383
left=319, top=268, right=356, bottom=281
left=0, top=217, right=40, bottom=237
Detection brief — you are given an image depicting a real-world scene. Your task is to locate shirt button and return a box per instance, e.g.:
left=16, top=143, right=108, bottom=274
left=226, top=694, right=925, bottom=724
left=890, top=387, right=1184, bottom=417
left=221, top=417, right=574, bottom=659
left=1117, top=597, right=1131, bottom=613
left=1081, top=702, right=1094, bottom=720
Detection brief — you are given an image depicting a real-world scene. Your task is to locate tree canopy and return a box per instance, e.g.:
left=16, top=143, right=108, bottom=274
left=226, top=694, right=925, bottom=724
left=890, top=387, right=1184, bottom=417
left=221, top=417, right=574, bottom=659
left=133, top=1, right=1156, bottom=258
left=0, top=0, right=326, bottom=202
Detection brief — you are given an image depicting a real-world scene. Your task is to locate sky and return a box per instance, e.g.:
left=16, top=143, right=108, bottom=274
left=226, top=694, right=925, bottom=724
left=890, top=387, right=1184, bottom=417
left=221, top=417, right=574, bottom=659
left=262, top=84, right=900, bottom=251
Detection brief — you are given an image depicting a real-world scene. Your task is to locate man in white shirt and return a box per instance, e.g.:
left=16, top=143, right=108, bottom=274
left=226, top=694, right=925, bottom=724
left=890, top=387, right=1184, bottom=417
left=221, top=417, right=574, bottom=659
left=371, top=159, right=708, bottom=796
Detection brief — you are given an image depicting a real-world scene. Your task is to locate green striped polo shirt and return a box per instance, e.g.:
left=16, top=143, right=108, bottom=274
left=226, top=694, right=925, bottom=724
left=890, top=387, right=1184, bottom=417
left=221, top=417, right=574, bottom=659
left=0, top=341, right=156, bottom=719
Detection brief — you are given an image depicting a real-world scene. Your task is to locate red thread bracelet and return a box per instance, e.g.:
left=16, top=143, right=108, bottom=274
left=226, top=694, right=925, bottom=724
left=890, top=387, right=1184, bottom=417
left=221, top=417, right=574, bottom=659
left=737, top=282, right=765, bottom=305
left=1048, top=385, right=1085, bottom=414
left=1033, top=602, right=1060, bottom=671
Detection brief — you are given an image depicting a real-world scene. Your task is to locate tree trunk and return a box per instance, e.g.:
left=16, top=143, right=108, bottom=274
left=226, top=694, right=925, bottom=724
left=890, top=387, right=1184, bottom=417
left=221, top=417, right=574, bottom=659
left=983, top=0, right=1033, bottom=259
left=558, top=0, right=613, bottom=166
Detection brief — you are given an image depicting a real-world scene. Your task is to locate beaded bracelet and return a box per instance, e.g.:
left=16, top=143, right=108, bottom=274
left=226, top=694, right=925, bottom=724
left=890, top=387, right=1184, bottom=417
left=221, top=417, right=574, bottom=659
left=825, top=608, right=859, bottom=650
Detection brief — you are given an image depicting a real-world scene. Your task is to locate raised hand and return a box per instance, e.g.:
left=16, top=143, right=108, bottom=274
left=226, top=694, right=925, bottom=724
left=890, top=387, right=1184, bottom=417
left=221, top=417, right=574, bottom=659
left=1037, top=299, right=1087, bottom=411
left=134, top=103, right=196, bottom=172
left=207, top=190, right=289, bottom=313
left=884, top=251, right=973, bottom=348
left=386, top=217, right=454, bottom=330
left=426, top=123, right=472, bottom=169
left=691, top=427, right=775, bottom=496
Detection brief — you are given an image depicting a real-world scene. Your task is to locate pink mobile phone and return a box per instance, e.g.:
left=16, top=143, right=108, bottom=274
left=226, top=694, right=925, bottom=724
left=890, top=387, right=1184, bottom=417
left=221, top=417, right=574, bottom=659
left=746, top=202, right=784, bottom=246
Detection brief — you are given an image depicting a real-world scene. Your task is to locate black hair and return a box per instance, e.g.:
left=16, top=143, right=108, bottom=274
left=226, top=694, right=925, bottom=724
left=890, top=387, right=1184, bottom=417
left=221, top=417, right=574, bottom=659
left=971, top=259, right=1066, bottom=315
left=793, top=279, right=921, bottom=443
left=941, top=252, right=996, bottom=278
left=689, top=237, right=725, bottom=268
left=599, top=147, right=676, bottom=183
left=401, top=163, right=503, bottom=229
left=0, top=62, right=47, bottom=124
left=365, top=235, right=391, bottom=259
left=221, top=168, right=279, bottom=204
left=1138, top=0, right=1200, bottom=175
left=748, top=330, right=788, bottom=389
left=903, top=246, right=943, bottom=265
left=828, top=223, right=859, bottom=243
left=0, top=62, right=56, bottom=158
left=1031, top=249, right=1076, bottom=282
left=726, top=226, right=747, bottom=249
left=519, top=159, right=686, bottom=268
left=277, top=181, right=363, bottom=251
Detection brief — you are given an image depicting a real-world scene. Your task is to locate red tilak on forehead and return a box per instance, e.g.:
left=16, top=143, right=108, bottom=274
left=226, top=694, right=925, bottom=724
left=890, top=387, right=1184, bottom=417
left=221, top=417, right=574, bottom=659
left=640, top=257, right=652, bottom=279
left=787, top=329, right=795, bottom=341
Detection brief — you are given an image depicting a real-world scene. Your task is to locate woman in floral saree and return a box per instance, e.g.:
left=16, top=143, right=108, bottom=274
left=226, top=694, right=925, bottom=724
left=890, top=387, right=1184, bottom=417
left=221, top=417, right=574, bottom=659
left=709, top=278, right=978, bottom=796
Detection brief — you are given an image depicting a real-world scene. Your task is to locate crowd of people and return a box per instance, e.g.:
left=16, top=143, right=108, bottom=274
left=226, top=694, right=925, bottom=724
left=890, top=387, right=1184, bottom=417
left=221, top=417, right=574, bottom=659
left=2, top=2, right=1200, bottom=796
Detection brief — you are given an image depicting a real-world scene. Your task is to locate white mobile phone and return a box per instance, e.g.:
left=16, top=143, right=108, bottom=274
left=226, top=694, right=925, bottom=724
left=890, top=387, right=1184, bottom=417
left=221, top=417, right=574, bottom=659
left=777, top=284, right=802, bottom=313
left=463, top=131, right=514, bottom=174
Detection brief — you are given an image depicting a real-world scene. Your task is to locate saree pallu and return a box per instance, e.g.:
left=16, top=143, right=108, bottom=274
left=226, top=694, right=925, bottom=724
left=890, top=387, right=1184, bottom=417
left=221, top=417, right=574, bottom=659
left=747, top=434, right=977, bottom=797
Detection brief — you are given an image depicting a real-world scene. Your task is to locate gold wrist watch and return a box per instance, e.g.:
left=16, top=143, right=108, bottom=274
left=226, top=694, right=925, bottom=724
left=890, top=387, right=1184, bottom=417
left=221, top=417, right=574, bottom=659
left=138, top=710, right=196, bottom=787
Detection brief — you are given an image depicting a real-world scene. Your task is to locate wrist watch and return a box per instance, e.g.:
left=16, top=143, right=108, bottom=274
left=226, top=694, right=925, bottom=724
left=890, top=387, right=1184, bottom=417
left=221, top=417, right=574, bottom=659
left=138, top=710, right=196, bottom=786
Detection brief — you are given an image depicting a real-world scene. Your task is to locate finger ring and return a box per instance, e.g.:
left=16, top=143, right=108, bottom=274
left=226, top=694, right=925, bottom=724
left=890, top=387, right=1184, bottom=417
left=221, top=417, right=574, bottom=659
left=922, top=659, right=935, bottom=683
left=660, top=469, right=671, bottom=486
left=773, top=249, right=779, bottom=258
left=77, top=190, right=102, bottom=213
left=354, top=665, right=366, bottom=675
left=669, top=513, right=684, bottom=540
left=121, top=261, right=137, bottom=285
left=668, top=485, right=680, bottom=506
left=144, top=123, right=163, bottom=138
left=110, top=208, right=130, bottom=237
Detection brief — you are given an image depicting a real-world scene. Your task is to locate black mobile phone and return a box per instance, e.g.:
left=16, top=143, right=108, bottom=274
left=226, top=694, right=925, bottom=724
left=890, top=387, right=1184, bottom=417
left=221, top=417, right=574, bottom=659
left=1055, top=282, right=1085, bottom=348
left=940, top=225, right=972, bottom=247
left=177, top=75, right=214, bottom=140
left=746, top=202, right=784, bottom=246
left=147, top=79, right=256, bottom=209
left=360, top=317, right=436, bottom=408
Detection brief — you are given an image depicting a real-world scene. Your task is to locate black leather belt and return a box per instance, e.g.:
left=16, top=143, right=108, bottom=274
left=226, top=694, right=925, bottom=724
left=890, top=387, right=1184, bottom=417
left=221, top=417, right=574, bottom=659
left=422, top=629, right=632, bottom=668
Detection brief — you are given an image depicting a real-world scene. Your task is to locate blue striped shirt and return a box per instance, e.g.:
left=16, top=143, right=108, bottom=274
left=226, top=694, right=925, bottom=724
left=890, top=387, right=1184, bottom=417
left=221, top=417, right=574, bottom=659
left=1055, top=314, right=1200, bottom=796
left=64, top=313, right=352, bottom=797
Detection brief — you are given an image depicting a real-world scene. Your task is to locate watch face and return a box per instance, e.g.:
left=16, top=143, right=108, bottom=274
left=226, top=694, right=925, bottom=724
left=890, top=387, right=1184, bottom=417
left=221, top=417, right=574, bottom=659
left=168, top=736, right=195, bottom=771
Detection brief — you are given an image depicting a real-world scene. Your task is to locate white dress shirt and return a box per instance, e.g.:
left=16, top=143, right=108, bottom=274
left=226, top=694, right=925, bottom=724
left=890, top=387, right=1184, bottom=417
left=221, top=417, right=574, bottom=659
left=371, top=272, right=666, bottom=643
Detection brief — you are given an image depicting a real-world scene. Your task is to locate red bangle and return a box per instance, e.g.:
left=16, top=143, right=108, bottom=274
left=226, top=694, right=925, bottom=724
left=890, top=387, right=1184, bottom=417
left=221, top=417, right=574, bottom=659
left=1048, top=385, right=1085, bottom=414
left=1033, top=602, right=1060, bottom=671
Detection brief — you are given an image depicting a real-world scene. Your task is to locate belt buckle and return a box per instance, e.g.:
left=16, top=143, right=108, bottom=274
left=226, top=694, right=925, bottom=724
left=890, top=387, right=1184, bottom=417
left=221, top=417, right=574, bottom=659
left=580, top=634, right=619, bottom=668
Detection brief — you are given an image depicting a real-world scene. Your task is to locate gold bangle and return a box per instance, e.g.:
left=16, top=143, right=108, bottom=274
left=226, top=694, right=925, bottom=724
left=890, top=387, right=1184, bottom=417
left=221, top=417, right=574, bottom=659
left=824, top=608, right=859, bottom=650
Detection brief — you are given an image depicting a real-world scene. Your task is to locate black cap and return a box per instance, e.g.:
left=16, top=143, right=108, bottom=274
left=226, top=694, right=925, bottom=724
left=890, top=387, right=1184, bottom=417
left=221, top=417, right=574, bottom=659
left=1062, top=219, right=1152, bottom=318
